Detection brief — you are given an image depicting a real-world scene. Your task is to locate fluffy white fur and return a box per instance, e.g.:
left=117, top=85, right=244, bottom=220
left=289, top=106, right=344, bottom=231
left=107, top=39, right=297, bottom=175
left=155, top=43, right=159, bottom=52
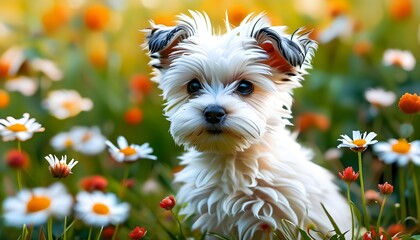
left=144, top=11, right=351, bottom=239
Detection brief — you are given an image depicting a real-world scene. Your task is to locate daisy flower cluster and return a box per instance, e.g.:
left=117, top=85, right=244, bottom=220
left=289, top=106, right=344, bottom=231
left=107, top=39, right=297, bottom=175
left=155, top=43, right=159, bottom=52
left=332, top=92, right=420, bottom=239
left=0, top=112, right=156, bottom=239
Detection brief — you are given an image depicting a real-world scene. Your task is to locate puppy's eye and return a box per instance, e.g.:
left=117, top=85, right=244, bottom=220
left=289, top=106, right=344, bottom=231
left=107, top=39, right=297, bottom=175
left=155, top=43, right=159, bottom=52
left=187, top=79, right=202, bottom=94
left=236, top=80, right=254, bottom=95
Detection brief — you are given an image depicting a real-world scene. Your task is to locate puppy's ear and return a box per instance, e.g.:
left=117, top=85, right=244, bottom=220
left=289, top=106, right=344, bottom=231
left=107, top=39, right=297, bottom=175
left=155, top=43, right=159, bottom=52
left=249, top=22, right=317, bottom=74
left=144, top=22, right=195, bottom=70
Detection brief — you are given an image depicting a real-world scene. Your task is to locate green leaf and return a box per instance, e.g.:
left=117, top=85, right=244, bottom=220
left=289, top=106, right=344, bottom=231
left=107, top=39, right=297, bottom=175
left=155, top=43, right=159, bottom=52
left=320, top=203, right=345, bottom=238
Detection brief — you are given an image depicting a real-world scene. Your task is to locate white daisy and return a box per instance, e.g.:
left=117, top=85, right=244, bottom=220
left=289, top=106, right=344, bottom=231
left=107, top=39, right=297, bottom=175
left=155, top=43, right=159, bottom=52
left=0, top=113, right=45, bottom=142
left=2, top=182, right=73, bottom=227
left=364, top=88, right=396, bottom=108
left=74, top=191, right=130, bottom=227
left=5, top=76, right=38, bottom=96
left=373, top=139, right=420, bottom=166
left=50, top=131, right=74, bottom=152
left=43, top=89, right=93, bottom=119
left=383, top=49, right=416, bottom=71
left=31, top=58, right=63, bottom=81
left=50, top=126, right=106, bottom=155
left=70, top=126, right=106, bottom=155
left=105, top=136, right=157, bottom=162
left=45, top=154, right=78, bottom=178
left=337, top=130, right=378, bottom=152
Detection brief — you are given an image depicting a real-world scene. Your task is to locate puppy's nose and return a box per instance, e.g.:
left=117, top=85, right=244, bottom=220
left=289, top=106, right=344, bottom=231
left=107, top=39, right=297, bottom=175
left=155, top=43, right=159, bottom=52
left=204, top=105, right=226, bottom=124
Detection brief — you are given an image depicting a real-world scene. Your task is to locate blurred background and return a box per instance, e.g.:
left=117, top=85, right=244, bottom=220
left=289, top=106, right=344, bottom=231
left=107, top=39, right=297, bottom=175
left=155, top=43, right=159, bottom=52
left=0, top=0, right=419, bottom=238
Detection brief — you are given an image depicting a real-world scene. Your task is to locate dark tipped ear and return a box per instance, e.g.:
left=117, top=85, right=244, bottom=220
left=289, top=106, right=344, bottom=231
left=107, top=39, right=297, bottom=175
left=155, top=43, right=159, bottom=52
left=251, top=27, right=317, bottom=73
left=145, top=23, right=195, bottom=70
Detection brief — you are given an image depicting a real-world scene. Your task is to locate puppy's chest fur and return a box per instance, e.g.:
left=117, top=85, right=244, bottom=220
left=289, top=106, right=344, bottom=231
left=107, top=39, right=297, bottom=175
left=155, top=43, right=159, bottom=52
left=174, top=131, right=326, bottom=238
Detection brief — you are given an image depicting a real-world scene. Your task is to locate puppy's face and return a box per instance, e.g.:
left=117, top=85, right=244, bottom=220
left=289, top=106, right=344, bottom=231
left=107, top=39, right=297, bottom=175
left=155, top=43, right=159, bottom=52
left=145, top=12, right=316, bottom=153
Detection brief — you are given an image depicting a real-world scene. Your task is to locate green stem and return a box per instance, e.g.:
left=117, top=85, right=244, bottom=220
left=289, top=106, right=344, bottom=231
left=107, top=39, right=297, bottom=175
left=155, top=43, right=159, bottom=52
left=17, top=141, right=22, bottom=190
left=346, top=184, right=355, bottom=240
left=63, top=217, right=67, bottom=240
left=376, top=196, right=387, bottom=233
left=96, top=226, right=104, bottom=240
left=21, top=224, right=27, bottom=240
left=358, top=151, right=369, bottom=228
left=399, top=167, right=407, bottom=221
left=47, top=217, right=53, bottom=240
left=411, top=164, right=420, bottom=225
left=118, top=165, right=129, bottom=198
left=17, top=170, right=22, bottom=190
left=88, top=226, right=92, bottom=240
left=110, top=225, right=118, bottom=240
left=171, top=209, right=185, bottom=240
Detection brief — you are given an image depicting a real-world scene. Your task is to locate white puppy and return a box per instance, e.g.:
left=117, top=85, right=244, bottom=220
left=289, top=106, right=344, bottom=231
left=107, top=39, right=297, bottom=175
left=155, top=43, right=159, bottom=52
left=144, top=11, right=351, bottom=239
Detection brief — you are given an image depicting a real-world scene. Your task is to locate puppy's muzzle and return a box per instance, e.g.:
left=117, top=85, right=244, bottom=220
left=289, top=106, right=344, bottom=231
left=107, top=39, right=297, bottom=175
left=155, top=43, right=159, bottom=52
left=204, top=104, right=226, bottom=124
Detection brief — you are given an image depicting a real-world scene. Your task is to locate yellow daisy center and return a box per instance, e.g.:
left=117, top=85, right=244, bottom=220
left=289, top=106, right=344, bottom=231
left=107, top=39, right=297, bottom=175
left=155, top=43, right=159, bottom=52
left=92, top=203, right=110, bottom=215
left=62, top=101, right=80, bottom=116
left=82, top=132, right=92, bottom=142
left=352, top=139, right=366, bottom=147
left=26, top=195, right=51, bottom=213
left=64, top=138, right=73, bottom=147
left=120, top=147, right=136, bottom=156
left=392, top=139, right=411, bottom=154
left=7, top=123, right=27, bottom=132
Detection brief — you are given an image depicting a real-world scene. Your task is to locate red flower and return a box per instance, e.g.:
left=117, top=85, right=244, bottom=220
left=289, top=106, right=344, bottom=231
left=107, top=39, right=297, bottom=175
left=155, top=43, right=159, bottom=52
left=6, top=149, right=29, bottom=169
left=101, top=226, right=115, bottom=240
left=339, top=167, right=359, bottom=184
left=128, top=226, right=147, bottom=240
left=80, top=175, right=108, bottom=192
left=378, top=182, right=394, bottom=195
left=160, top=195, right=176, bottom=210
left=362, top=227, right=399, bottom=240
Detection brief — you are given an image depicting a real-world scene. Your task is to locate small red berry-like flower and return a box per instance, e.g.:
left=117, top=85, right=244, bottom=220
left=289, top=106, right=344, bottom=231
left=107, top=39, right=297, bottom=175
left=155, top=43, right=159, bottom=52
left=160, top=195, right=176, bottom=210
left=125, top=108, right=143, bottom=125
left=378, top=182, right=394, bottom=195
left=398, top=93, right=420, bottom=114
left=80, top=175, right=108, bottom=192
left=339, top=167, right=359, bottom=184
left=128, top=226, right=147, bottom=240
left=5, top=149, right=29, bottom=169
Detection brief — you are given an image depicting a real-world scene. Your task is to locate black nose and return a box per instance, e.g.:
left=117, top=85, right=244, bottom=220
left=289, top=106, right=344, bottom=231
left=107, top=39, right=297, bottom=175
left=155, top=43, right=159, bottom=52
left=203, top=105, right=226, bottom=124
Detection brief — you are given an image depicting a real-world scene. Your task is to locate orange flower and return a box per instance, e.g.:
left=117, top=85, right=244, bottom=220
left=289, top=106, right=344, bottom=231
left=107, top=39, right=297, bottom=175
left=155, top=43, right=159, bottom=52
left=328, top=0, right=349, bottom=18
left=130, top=74, right=153, bottom=95
left=398, top=93, right=420, bottom=114
left=84, top=4, right=110, bottom=31
left=228, top=4, right=249, bottom=26
left=296, top=112, right=330, bottom=132
left=125, top=107, right=143, bottom=125
left=6, top=149, right=29, bottom=169
left=389, top=0, right=412, bottom=21
left=42, top=3, right=71, bottom=32
left=0, top=60, right=10, bottom=78
left=0, top=90, right=10, bottom=108
left=353, top=41, right=372, bottom=56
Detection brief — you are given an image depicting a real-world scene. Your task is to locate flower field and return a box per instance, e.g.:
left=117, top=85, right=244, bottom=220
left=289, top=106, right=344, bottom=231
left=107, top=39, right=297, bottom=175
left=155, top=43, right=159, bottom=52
left=0, top=0, right=420, bottom=239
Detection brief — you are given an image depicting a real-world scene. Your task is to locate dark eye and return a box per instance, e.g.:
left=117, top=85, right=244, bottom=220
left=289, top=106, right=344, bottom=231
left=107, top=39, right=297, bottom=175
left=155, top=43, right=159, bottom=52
left=187, top=79, right=202, bottom=94
left=236, top=80, right=254, bottom=95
